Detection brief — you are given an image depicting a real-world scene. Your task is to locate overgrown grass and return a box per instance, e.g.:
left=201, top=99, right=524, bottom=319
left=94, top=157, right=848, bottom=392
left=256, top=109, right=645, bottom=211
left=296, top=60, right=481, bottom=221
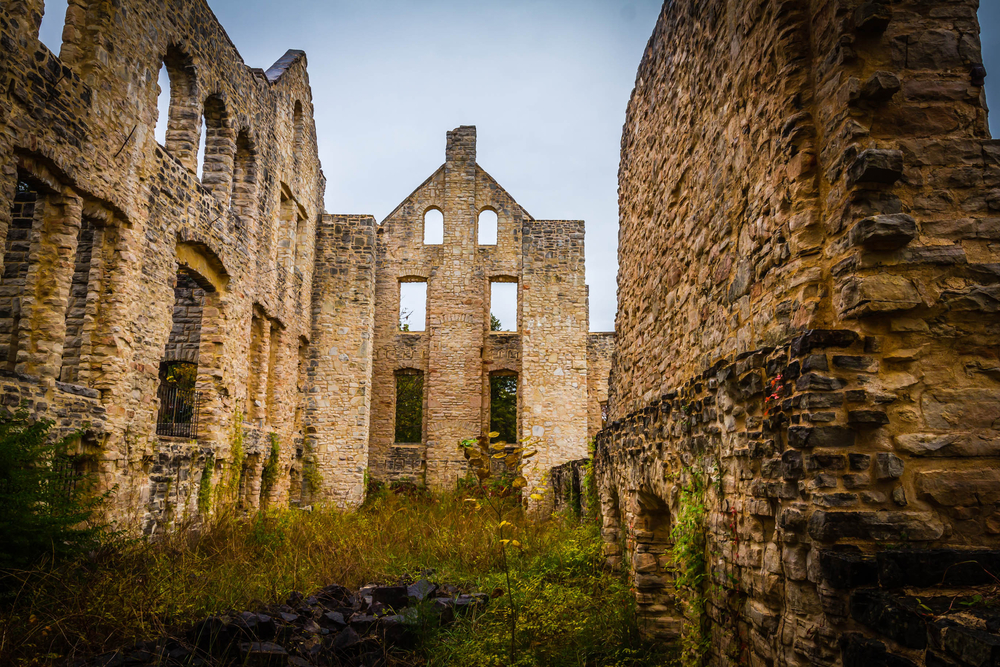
left=0, top=490, right=676, bottom=666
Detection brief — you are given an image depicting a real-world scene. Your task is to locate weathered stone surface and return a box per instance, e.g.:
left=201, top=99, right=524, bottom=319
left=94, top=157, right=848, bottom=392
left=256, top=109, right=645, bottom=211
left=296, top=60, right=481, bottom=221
left=847, top=150, right=904, bottom=186
left=915, top=469, right=1000, bottom=506
left=895, top=432, right=1000, bottom=457
left=838, top=275, right=922, bottom=317
left=848, top=214, right=917, bottom=251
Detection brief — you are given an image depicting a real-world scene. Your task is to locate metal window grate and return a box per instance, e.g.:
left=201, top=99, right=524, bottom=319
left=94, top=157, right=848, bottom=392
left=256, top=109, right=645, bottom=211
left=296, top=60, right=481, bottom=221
left=156, top=384, right=201, bottom=438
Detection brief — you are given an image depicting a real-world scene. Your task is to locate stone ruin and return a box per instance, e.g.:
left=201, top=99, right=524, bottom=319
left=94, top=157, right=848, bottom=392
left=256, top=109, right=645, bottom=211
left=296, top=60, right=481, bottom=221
left=595, top=0, right=1000, bottom=665
left=0, top=0, right=611, bottom=533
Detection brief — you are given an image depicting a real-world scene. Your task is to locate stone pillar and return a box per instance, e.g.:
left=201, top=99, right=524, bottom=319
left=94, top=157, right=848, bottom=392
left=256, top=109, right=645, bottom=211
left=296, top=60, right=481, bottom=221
left=424, top=126, right=484, bottom=490
left=20, top=191, right=83, bottom=379
left=520, top=220, right=589, bottom=501
left=306, top=214, right=376, bottom=507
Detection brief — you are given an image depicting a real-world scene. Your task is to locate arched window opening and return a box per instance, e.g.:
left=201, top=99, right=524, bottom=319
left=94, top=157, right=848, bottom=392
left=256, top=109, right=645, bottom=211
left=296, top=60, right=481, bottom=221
left=154, top=47, right=198, bottom=171
left=38, top=0, right=69, bottom=55
left=478, top=209, right=498, bottom=245
left=153, top=65, right=171, bottom=146
left=60, top=216, right=99, bottom=384
left=490, top=280, right=518, bottom=332
left=399, top=280, right=427, bottom=332
left=394, top=369, right=424, bottom=444
left=230, top=131, right=257, bottom=231
left=423, top=208, right=443, bottom=245
left=489, top=372, right=518, bottom=445
left=2, top=177, right=44, bottom=371
left=197, top=96, right=233, bottom=195
left=157, top=269, right=208, bottom=438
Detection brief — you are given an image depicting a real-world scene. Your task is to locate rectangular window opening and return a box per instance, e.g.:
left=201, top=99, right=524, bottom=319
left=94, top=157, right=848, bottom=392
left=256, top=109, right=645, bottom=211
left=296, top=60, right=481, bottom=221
left=490, top=281, right=517, bottom=332
left=399, top=281, right=427, bottom=332
left=490, top=373, right=518, bottom=444
left=60, top=217, right=96, bottom=384
left=394, top=370, right=424, bottom=444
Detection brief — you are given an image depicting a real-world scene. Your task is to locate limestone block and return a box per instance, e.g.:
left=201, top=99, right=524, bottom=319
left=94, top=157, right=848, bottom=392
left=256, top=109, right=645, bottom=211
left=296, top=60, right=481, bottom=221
left=915, top=469, right=1000, bottom=506
left=837, top=274, right=921, bottom=317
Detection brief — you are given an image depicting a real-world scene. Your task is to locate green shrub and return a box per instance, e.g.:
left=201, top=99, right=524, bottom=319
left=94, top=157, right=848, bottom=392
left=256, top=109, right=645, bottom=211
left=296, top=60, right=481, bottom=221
left=0, top=407, right=110, bottom=570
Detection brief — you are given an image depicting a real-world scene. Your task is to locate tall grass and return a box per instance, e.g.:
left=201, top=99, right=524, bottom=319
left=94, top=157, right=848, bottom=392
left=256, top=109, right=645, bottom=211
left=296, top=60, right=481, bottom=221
left=0, top=490, right=676, bottom=666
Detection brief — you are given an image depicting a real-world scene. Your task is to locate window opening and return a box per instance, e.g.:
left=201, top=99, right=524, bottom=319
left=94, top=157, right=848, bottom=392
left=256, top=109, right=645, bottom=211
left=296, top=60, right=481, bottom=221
left=196, top=116, right=208, bottom=181
left=155, top=47, right=197, bottom=169
left=2, top=179, right=40, bottom=371
left=154, top=65, right=171, bottom=146
left=398, top=281, right=427, bottom=332
left=230, top=131, right=257, bottom=230
left=265, top=321, right=281, bottom=424
left=199, top=97, right=232, bottom=192
left=247, top=313, right=265, bottom=422
left=38, top=0, right=69, bottom=55
left=423, top=208, right=443, bottom=245
left=157, top=270, right=206, bottom=438
left=394, top=370, right=424, bottom=443
left=60, top=217, right=96, bottom=383
left=490, top=281, right=517, bottom=332
left=490, top=373, right=518, bottom=444
left=478, top=209, right=498, bottom=245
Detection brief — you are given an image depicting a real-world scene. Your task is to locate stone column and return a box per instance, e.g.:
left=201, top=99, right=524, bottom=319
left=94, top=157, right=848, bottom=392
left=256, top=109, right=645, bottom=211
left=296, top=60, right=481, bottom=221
left=424, top=126, right=484, bottom=490
left=20, top=191, right=83, bottom=380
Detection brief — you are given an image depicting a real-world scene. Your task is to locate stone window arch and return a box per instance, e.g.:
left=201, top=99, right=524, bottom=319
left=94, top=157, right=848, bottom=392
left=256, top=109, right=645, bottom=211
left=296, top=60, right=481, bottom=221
left=230, top=129, right=258, bottom=235
left=478, top=207, right=498, bottom=245
left=198, top=95, right=234, bottom=198
left=153, top=45, right=199, bottom=171
left=423, top=207, right=443, bottom=245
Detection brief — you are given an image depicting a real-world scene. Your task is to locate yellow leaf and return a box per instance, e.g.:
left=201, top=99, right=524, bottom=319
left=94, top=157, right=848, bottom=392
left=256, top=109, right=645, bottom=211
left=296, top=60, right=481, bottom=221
left=523, top=450, right=538, bottom=458
left=512, top=476, right=527, bottom=488
left=463, top=498, right=478, bottom=503
left=488, top=431, right=500, bottom=438
left=499, top=520, right=515, bottom=529
left=476, top=468, right=490, bottom=480
left=529, top=493, right=543, bottom=501
left=500, top=539, right=510, bottom=545
left=510, top=540, right=521, bottom=548
left=492, top=453, right=507, bottom=459
left=490, top=443, right=506, bottom=450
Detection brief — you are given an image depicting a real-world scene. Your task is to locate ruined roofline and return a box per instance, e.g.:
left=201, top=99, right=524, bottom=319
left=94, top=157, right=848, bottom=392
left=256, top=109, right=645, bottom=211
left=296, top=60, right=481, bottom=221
left=476, top=164, right=533, bottom=221
left=379, top=165, right=446, bottom=225
left=197, top=0, right=311, bottom=86
left=265, top=49, right=308, bottom=83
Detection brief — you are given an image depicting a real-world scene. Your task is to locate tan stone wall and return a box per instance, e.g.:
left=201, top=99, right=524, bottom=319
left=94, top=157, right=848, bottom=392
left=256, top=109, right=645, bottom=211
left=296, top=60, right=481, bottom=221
left=305, top=214, right=376, bottom=508
left=0, top=0, right=329, bottom=531
left=600, top=1, right=1000, bottom=665
left=586, top=332, right=614, bottom=440
left=370, top=127, right=599, bottom=494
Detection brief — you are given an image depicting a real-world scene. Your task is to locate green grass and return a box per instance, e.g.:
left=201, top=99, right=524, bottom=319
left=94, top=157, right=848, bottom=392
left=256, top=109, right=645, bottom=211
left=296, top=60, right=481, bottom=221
left=0, top=490, right=676, bottom=666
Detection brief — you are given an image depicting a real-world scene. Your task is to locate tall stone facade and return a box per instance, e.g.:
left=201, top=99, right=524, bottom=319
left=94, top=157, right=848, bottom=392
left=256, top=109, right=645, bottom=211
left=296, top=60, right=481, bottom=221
left=369, top=126, right=612, bottom=494
left=0, top=2, right=611, bottom=529
left=0, top=0, right=377, bottom=531
left=597, top=1, right=1000, bottom=665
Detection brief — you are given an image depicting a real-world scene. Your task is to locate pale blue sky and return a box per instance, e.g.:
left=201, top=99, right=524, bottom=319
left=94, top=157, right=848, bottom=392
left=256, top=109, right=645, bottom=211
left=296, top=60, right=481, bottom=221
left=38, top=1, right=1000, bottom=333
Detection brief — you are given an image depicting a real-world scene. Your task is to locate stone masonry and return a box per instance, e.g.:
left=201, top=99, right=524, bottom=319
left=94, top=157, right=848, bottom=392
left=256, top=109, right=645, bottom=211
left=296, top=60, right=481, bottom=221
left=369, top=126, right=613, bottom=494
left=0, top=0, right=379, bottom=531
left=0, top=3, right=611, bottom=530
left=596, top=1, right=1000, bottom=665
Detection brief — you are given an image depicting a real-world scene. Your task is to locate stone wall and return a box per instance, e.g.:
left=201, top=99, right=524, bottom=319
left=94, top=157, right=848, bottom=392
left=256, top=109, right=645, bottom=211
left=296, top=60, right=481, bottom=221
left=369, top=127, right=604, bottom=496
left=587, top=332, right=614, bottom=440
left=305, top=214, right=377, bottom=508
left=0, top=0, right=335, bottom=530
left=598, top=1, right=1000, bottom=665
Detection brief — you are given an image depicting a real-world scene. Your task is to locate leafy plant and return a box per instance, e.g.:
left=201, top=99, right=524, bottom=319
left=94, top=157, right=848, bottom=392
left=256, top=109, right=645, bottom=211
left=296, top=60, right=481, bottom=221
left=0, top=407, right=111, bottom=570
left=259, top=433, right=281, bottom=505
left=668, top=470, right=709, bottom=666
left=197, top=454, right=214, bottom=515
left=458, top=431, right=543, bottom=665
